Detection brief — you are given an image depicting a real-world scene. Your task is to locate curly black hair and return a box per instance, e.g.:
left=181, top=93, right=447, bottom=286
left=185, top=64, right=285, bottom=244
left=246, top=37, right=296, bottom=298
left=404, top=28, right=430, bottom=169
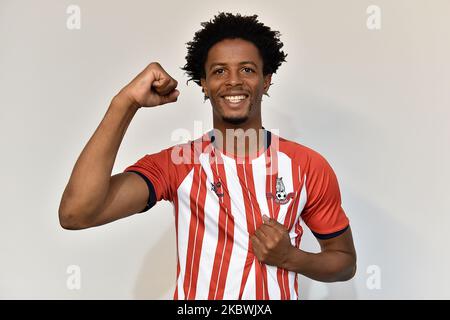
left=181, top=12, right=287, bottom=97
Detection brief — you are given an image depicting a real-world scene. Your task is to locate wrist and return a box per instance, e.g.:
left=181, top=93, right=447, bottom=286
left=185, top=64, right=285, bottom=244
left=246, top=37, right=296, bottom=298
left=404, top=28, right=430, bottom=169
left=282, top=246, right=307, bottom=272
left=112, top=91, right=140, bottom=113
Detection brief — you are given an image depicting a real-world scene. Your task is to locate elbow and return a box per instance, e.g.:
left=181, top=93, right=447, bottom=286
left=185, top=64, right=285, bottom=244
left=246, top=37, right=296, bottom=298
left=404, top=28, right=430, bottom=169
left=324, top=265, right=356, bottom=283
left=58, top=202, right=93, bottom=230
left=58, top=209, right=84, bottom=230
left=327, top=256, right=357, bottom=282
left=59, top=216, right=82, bottom=230
left=337, top=259, right=357, bottom=282
left=339, top=251, right=357, bottom=281
left=350, top=263, right=357, bottom=279
left=341, top=263, right=357, bottom=281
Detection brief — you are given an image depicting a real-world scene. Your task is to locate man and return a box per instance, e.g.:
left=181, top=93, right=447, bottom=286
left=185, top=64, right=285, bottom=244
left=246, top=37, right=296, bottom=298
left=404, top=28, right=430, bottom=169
left=59, top=12, right=356, bottom=300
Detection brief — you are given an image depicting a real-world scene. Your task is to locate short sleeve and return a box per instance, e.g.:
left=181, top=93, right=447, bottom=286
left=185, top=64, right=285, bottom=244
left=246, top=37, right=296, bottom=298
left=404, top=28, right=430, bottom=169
left=301, top=152, right=349, bottom=239
left=123, top=148, right=175, bottom=212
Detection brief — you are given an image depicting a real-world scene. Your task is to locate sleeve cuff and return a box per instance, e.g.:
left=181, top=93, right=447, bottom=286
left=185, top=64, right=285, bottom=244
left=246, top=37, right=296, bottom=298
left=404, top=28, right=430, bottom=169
left=127, top=170, right=157, bottom=213
left=312, top=225, right=349, bottom=240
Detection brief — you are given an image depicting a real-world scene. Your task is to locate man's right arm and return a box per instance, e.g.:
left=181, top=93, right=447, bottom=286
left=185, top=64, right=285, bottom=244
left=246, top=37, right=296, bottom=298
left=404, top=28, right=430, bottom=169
left=58, top=62, right=179, bottom=230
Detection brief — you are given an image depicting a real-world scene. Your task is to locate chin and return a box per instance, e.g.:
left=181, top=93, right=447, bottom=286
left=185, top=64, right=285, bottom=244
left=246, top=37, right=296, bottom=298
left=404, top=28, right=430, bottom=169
left=221, top=108, right=251, bottom=125
left=222, top=115, right=249, bottom=125
left=212, top=99, right=254, bottom=125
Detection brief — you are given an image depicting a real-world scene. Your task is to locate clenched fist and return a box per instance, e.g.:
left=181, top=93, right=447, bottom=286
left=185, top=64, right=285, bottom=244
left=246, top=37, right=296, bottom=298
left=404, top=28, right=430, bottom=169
left=118, top=62, right=180, bottom=109
left=251, top=215, right=294, bottom=267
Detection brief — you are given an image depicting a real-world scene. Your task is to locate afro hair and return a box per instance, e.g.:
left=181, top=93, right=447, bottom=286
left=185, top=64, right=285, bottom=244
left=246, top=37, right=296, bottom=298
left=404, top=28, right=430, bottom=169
left=181, top=12, right=287, bottom=95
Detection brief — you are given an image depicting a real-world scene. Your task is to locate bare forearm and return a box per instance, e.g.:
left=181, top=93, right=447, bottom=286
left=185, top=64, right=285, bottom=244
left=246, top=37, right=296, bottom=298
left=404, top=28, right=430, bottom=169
left=59, top=94, right=138, bottom=219
left=283, top=247, right=357, bottom=282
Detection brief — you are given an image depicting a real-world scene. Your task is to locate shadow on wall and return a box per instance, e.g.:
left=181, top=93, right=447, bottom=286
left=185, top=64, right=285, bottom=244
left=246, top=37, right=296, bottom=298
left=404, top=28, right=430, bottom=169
left=133, top=226, right=176, bottom=299
left=298, top=274, right=358, bottom=300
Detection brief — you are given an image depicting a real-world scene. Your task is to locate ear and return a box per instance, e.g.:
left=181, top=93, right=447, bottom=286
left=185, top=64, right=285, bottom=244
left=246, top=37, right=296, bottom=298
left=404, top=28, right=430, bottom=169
left=200, top=78, right=208, bottom=98
left=263, top=74, right=272, bottom=95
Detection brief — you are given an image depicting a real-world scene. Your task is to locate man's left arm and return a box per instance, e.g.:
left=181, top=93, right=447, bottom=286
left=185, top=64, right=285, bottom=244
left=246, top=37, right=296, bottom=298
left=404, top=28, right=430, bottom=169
left=251, top=215, right=356, bottom=282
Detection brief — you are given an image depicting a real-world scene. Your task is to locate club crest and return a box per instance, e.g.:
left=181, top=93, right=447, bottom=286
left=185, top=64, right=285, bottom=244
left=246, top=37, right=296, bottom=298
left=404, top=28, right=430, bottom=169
left=266, top=177, right=294, bottom=205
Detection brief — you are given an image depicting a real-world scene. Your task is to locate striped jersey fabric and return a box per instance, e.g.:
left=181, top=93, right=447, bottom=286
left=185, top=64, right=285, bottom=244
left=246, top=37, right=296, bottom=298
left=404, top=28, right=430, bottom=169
left=124, top=129, right=349, bottom=300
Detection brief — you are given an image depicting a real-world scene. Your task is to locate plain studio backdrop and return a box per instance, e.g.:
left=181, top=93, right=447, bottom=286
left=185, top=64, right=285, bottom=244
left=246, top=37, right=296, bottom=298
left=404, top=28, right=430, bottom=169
left=1, top=0, right=449, bottom=299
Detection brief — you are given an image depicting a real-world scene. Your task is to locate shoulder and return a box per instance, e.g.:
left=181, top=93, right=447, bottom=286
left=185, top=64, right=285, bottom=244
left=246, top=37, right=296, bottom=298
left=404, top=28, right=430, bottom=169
left=276, top=134, right=332, bottom=172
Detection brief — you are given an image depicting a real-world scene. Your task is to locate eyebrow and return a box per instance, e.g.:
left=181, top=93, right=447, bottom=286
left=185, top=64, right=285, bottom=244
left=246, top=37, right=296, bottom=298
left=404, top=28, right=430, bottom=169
left=209, top=61, right=258, bottom=70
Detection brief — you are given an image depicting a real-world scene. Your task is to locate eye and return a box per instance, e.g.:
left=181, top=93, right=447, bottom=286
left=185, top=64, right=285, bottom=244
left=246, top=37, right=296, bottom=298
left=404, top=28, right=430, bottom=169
left=213, top=68, right=224, bottom=74
left=243, top=67, right=254, bottom=73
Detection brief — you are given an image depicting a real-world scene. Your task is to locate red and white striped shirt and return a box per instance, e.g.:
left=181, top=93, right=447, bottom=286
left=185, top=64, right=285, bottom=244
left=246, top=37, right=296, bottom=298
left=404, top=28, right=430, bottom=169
left=124, top=129, right=349, bottom=300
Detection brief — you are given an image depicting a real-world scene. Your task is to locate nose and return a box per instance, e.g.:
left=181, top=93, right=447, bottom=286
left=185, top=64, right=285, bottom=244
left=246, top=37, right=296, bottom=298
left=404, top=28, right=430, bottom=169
left=225, top=69, right=243, bottom=86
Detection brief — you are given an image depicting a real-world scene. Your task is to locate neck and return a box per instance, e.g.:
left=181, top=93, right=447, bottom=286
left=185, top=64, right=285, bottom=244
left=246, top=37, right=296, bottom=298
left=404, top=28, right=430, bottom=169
left=212, top=116, right=265, bottom=158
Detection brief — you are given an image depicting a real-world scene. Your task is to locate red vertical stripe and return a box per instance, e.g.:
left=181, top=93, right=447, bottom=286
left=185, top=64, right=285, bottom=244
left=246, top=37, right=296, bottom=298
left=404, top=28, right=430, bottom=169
left=215, top=210, right=235, bottom=299
left=183, top=166, right=202, bottom=298
left=286, top=163, right=306, bottom=299
left=238, top=252, right=254, bottom=299
left=278, top=160, right=303, bottom=300
left=265, top=149, right=274, bottom=219
left=271, top=149, right=281, bottom=221
left=282, top=268, right=291, bottom=299
left=283, top=163, right=301, bottom=231
left=243, top=161, right=270, bottom=299
left=207, top=154, right=226, bottom=299
left=265, top=147, right=281, bottom=220
left=261, top=264, right=270, bottom=299
left=237, top=161, right=257, bottom=299
left=294, top=222, right=303, bottom=298
left=173, top=184, right=180, bottom=300
left=276, top=268, right=287, bottom=299
left=215, top=153, right=235, bottom=299
left=207, top=223, right=226, bottom=299
left=254, top=261, right=264, bottom=299
left=266, top=147, right=287, bottom=299
left=207, top=151, right=235, bottom=299
left=186, top=169, right=208, bottom=299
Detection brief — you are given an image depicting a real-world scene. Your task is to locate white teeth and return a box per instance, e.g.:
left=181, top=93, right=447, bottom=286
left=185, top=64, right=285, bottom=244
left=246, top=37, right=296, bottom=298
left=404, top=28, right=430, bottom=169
left=224, top=95, right=247, bottom=103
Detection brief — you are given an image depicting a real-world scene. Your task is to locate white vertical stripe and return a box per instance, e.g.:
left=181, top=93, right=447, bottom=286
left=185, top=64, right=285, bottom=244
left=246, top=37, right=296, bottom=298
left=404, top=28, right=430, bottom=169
left=288, top=271, right=298, bottom=300
left=296, top=173, right=308, bottom=227
left=195, top=154, right=221, bottom=299
left=221, top=154, right=249, bottom=299
left=241, top=260, right=256, bottom=300
left=251, top=155, right=270, bottom=217
left=286, top=172, right=308, bottom=300
left=186, top=168, right=203, bottom=298
left=243, top=162, right=257, bottom=238
left=265, top=265, right=281, bottom=299
left=299, top=173, right=308, bottom=212
left=176, top=168, right=195, bottom=300
left=289, top=171, right=308, bottom=238
left=251, top=155, right=281, bottom=299
left=276, top=152, right=294, bottom=225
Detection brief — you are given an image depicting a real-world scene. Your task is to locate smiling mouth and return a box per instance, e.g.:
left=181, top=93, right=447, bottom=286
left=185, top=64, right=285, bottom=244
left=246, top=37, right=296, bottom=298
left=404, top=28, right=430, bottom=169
left=221, top=95, right=249, bottom=107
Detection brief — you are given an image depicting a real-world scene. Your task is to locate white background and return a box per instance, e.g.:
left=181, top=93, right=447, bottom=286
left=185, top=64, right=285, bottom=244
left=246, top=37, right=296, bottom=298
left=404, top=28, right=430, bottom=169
left=1, top=0, right=449, bottom=299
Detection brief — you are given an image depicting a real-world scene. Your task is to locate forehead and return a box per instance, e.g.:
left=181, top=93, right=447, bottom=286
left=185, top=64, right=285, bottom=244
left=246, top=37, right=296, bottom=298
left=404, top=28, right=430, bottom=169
left=205, top=38, right=263, bottom=66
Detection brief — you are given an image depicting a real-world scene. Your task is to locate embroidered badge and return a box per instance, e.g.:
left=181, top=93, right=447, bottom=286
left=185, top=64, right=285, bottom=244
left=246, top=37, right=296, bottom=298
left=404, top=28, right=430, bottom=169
left=266, top=177, right=294, bottom=205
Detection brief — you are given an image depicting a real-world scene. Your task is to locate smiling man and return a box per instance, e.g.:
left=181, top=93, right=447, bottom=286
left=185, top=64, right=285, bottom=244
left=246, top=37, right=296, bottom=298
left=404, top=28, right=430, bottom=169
left=59, top=12, right=356, bottom=300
